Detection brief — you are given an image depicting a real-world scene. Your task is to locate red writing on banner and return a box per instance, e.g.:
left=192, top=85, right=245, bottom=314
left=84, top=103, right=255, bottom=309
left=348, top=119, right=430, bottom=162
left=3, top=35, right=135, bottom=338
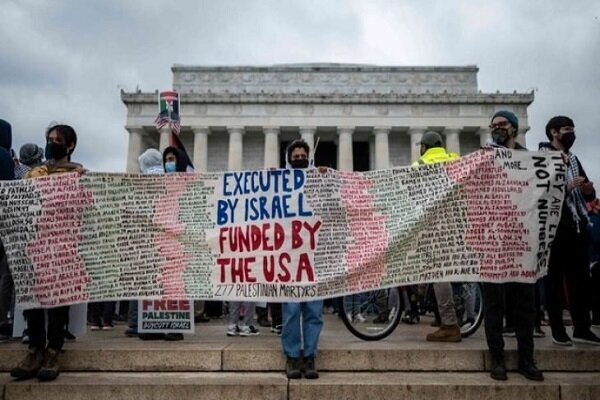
left=142, top=299, right=190, bottom=311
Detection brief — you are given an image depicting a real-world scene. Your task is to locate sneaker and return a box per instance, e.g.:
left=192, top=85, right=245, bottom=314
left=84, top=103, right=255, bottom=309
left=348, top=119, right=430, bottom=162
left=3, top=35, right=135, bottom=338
left=551, top=330, right=573, bottom=346
left=533, top=327, right=546, bottom=338
left=426, top=325, right=462, bottom=342
left=21, top=330, right=30, bottom=345
left=401, top=313, right=419, bottom=325
left=164, top=333, right=184, bottom=341
left=64, top=330, right=76, bottom=342
left=286, top=357, right=302, bottom=379
left=303, top=356, right=319, bottom=379
left=373, top=312, right=390, bottom=324
left=572, top=329, right=600, bottom=346
left=270, top=324, right=282, bottom=336
left=517, top=362, right=544, bottom=381
left=10, top=347, right=44, bottom=380
left=37, top=348, right=60, bottom=381
left=89, top=324, right=101, bottom=331
left=102, top=324, right=115, bottom=331
left=490, top=360, right=507, bottom=381
left=502, top=326, right=516, bottom=337
left=226, top=325, right=239, bottom=337
left=240, top=325, right=260, bottom=336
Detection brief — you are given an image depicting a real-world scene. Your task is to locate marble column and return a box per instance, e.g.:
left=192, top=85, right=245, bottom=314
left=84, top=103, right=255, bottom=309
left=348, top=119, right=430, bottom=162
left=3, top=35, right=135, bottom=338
left=337, top=127, right=354, bottom=171
left=263, top=127, right=280, bottom=169
left=192, top=126, right=210, bottom=172
left=373, top=126, right=390, bottom=170
left=299, top=126, right=316, bottom=152
left=444, top=127, right=462, bottom=155
left=228, top=126, right=245, bottom=171
left=159, top=125, right=170, bottom=152
left=408, top=127, right=426, bottom=163
left=477, top=127, right=492, bottom=147
left=126, top=126, right=144, bottom=173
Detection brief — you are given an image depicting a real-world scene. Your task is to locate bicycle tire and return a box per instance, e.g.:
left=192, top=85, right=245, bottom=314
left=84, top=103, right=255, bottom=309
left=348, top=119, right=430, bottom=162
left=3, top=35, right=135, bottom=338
left=459, top=282, right=484, bottom=338
left=340, top=287, right=402, bottom=341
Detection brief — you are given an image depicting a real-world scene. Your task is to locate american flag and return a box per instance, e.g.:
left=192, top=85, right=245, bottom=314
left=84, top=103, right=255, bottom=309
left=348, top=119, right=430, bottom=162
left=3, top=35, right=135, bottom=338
left=153, top=110, right=180, bottom=135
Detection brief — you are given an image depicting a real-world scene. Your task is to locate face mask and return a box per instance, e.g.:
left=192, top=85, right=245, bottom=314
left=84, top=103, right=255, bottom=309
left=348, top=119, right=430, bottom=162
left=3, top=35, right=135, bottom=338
left=45, top=142, right=68, bottom=160
left=559, top=132, right=576, bottom=150
left=165, top=161, right=177, bottom=173
left=290, top=159, right=309, bottom=169
left=491, top=128, right=510, bottom=145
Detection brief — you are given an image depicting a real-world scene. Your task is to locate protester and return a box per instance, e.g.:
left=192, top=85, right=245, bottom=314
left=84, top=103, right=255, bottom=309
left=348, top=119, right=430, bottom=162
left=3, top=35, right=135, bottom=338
left=226, top=301, right=260, bottom=337
left=11, top=124, right=85, bottom=381
left=16, top=143, right=44, bottom=179
left=89, top=302, right=116, bottom=331
left=481, top=111, right=543, bottom=381
left=281, top=139, right=322, bottom=380
left=411, top=131, right=462, bottom=343
left=539, top=116, right=600, bottom=346
left=125, top=149, right=164, bottom=338
left=139, top=146, right=194, bottom=341
left=588, top=199, right=600, bottom=327
left=0, top=119, right=15, bottom=344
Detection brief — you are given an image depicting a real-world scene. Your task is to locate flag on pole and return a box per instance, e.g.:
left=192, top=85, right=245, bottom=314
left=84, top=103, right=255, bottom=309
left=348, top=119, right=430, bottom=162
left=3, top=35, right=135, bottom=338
left=154, top=90, right=194, bottom=170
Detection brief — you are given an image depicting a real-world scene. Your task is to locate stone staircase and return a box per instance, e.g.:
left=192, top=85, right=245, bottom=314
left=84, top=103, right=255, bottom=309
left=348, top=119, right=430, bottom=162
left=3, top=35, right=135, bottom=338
left=1, top=315, right=599, bottom=399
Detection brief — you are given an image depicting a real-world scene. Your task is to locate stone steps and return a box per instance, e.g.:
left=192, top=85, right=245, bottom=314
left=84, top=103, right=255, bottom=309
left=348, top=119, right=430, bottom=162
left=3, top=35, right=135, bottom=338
left=1, top=342, right=598, bottom=372
left=1, top=372, right=599, bottom=400
left=1, top=316, right=598, bottom=399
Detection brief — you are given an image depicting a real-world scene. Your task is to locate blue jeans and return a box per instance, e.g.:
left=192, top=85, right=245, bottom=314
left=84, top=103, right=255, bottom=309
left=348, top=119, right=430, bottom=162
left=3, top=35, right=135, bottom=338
left=281, top=300, right=323, bottom=358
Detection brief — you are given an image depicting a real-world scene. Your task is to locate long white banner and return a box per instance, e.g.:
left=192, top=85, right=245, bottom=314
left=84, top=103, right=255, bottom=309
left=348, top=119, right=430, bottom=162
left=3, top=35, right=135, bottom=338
left=0, top=149, right=565, bottom=309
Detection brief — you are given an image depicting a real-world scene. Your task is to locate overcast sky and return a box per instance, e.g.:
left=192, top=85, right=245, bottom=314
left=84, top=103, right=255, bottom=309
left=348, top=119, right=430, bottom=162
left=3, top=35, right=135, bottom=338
left=1, top=0, right=599, bottom=183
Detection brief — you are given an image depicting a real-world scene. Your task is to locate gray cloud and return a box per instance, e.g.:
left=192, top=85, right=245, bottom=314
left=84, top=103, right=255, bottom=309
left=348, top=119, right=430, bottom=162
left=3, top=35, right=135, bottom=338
left=1, top=0, right=598, bottom=184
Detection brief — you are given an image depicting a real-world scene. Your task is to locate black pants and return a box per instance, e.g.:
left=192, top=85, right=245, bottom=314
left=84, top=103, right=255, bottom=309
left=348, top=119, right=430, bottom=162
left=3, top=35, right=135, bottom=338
left=592, top=264, right=600, bottom=325
left=0, top=241, right=14, bottom=329
left=90, top=301, right=115, bottom=326
left=545, top=229, right=591, bottom=335
left=269, top=303, right=282, bottom=327
left=483, top=282, right=535, bottom=365
left=24, top=306, right=69, bottom=351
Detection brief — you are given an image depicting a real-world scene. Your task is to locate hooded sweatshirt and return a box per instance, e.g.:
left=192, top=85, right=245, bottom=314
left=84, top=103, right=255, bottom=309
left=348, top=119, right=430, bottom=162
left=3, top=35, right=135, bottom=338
left=138, top=148, right=164, bottom=174
left=0, top=119, right=14, bottom=180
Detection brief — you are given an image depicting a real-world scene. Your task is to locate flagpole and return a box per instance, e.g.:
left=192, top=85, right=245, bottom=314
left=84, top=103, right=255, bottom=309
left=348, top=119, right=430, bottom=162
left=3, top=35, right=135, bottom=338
left=167, top=96, right=173, bottom=147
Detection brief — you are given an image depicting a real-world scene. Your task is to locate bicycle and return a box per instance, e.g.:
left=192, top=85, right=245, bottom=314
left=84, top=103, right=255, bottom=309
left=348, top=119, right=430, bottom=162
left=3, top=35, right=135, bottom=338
left=340, top=282, right=484, bottom=341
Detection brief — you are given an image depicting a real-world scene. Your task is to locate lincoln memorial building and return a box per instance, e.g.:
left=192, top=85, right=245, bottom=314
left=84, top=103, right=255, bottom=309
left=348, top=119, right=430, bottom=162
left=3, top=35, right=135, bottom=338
left=121, top=63, right=533, bottom=172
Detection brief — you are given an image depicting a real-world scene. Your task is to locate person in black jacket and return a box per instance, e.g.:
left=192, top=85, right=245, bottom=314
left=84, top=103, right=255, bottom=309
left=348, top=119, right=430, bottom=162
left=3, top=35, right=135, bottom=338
left=0, top=119, right=14, bottom=343
left=482, top=111, right=543, bottom=382
left=539, top=115, right=600, bottom=347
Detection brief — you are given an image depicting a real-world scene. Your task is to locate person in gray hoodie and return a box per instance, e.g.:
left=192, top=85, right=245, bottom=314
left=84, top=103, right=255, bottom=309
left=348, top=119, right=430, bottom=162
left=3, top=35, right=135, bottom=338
left=125, top=149, right=164, bottom=338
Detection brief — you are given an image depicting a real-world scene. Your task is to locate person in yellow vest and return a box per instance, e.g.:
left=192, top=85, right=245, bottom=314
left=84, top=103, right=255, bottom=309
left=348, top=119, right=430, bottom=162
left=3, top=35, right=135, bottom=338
left=11, top=124, right=85, bottom=382
left=412, top=131, right=462, bottom=342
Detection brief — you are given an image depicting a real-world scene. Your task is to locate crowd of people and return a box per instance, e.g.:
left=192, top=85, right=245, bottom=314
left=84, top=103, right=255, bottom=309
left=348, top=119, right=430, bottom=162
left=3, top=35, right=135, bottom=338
left=0, top=111, right=599, bottom=384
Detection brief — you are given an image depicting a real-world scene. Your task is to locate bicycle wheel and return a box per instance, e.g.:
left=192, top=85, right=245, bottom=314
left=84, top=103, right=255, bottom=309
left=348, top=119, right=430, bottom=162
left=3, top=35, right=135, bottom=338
left=456, top=282, right=484, bottom=338
left=340, top=287, right=402, bottom=341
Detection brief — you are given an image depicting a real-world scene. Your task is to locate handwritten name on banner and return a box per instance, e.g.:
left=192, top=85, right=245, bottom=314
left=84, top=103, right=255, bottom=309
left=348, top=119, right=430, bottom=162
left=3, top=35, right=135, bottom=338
left=0, top=149, right=565, bottom=309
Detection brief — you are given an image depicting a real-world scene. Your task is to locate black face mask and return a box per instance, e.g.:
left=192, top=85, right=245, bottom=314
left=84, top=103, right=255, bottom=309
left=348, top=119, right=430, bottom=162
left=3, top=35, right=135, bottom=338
left=491, top=128, right=510, bottom=145
left=45, top=142, right=68, bottom=161
left=559, top=132, right=576, bottom=151
left=290, top=159, right=309, bottom=169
